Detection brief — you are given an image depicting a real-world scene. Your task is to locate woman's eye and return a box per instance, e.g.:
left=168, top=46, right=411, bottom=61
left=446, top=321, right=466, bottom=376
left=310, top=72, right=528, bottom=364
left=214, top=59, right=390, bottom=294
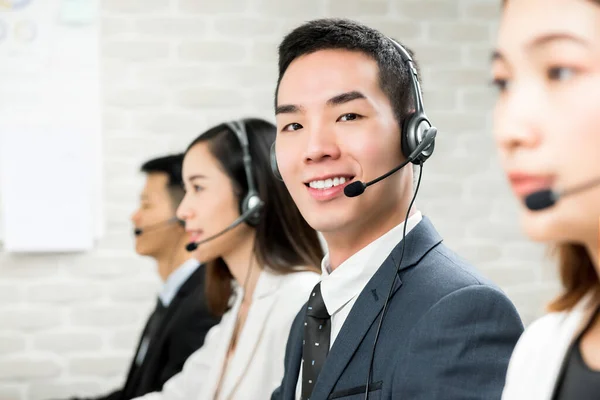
left=338, top=113, right=361, bottom=122
left=547, top=67, right=576, bottom=82
left=282, top=122, right=303, bottom=132
left=193, top=185, right=203, bottom=193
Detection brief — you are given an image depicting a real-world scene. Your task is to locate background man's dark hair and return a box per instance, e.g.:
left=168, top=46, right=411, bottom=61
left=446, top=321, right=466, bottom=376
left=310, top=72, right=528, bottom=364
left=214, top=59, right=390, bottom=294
left=275, top=18, right=421, bottom=128
left=141, top=154, right=185, bottom=210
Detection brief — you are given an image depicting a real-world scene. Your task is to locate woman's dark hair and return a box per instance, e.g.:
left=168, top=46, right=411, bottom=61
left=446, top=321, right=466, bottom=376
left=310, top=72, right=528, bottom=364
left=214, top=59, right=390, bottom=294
left=185, top=117, right=323, bottom=316
left=501, top=0, right=600, bottom=312
left=547, top=245, right=600, bottom=312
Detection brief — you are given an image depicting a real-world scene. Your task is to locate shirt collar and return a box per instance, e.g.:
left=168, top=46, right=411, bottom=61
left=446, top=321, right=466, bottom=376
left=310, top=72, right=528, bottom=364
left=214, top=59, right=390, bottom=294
left=158, top=258, right=201, bottom=307
left=320, top=211, right=423, bottom=316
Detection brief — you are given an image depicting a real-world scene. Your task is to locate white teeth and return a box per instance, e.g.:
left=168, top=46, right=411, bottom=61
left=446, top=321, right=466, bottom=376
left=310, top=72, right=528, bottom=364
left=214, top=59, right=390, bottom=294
left=308, top=176, right=350, bottom=190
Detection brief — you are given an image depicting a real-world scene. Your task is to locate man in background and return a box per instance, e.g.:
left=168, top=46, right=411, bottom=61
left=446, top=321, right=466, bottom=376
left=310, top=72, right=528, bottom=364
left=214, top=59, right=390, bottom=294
left=60, top=154, right=220, bottom=400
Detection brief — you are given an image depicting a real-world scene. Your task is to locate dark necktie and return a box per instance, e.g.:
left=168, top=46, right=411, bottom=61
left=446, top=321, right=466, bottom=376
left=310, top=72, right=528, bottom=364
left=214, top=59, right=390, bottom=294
left=301, top=282, right=331, bottom=400
left=135, top=298, right=167, bottom=366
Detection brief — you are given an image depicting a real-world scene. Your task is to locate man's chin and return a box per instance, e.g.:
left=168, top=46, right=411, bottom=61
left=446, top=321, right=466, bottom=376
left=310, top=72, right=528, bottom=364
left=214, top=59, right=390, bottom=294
left=134, top=244, right=151, bottom=257
left=306, top=216, right=350, bottom=237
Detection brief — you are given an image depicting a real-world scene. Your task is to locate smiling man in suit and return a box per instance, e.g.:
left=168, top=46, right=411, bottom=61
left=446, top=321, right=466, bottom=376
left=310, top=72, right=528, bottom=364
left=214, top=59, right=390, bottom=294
left=59, top=154, right=220, bottom=400
left=270, top=19, right=524, bottom=400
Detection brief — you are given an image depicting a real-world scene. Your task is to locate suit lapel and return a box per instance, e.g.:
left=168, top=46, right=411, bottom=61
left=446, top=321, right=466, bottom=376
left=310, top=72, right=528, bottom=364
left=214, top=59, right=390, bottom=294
left=219, top=271, right=283, bottom=399
left=121, top=315, right=154, bottom=397
left=156, top=265, right=204, bottom=336
left=136, top=267, right=204, bottom=368
left=285, top=308, right=306, bottom=400
left=309, top=256, right=402, bottom=399
left=202, top=295, right=241, bottom=398
left=310, top=217, right=443, bottom=399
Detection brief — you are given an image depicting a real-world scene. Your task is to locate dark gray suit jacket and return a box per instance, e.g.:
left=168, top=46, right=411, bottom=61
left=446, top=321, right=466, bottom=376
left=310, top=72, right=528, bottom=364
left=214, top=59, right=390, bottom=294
left=272, top=217, right=524, bottom=400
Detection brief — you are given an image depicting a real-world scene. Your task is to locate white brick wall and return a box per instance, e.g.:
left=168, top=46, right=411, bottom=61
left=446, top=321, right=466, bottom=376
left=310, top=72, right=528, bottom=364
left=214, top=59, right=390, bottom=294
left=0, top=0, right=560, bottom=399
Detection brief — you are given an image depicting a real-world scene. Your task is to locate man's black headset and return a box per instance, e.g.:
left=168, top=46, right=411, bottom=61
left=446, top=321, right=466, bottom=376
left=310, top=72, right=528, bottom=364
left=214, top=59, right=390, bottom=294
left=134, top=217, right=185, bottom=236
left=269, top=38, right=437, bottom=182
left=134, top=157, right=187, bottom=236
left=185, top=120, right=264, bottom=252
left=269, top=37, right=438, bottom=400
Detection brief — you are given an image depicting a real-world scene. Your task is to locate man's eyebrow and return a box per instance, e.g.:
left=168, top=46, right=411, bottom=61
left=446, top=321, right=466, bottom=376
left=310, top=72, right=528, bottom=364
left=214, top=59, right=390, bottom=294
left=275, top=91, right=367, bottom=115
left=491, top=49, right=504, bottom=62
left=326, top=91, right=367, bottom=107
left=275, top=104, right=303, bottom=115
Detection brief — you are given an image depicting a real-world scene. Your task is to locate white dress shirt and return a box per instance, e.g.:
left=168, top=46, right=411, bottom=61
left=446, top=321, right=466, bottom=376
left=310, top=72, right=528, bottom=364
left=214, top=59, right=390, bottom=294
left=295, top=211, right=423, bottom=399
left=159, top=258, right=201, bottom=307
left=134, top=269, right=320, bottom=400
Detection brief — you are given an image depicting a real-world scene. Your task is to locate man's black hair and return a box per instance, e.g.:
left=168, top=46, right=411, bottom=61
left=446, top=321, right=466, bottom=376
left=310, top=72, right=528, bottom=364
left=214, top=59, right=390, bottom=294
left=141, top=154, right=185, bottom=209
left=275, top=18, right=420, bottom=128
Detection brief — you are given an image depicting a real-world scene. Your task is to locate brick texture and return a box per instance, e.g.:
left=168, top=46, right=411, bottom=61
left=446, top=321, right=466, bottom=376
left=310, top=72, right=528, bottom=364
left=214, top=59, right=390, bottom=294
left=0, top=0, right=556, bottom=398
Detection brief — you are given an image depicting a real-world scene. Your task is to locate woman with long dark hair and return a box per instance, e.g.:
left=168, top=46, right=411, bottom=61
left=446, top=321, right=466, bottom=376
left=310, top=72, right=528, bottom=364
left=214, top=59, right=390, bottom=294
left=134, top=118, right=323, bottom=400
left=492, top=1, right=600, bottom=398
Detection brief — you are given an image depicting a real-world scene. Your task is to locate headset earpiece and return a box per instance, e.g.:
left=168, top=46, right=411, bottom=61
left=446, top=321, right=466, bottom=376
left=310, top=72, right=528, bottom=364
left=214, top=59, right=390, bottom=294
left=388, top=38, right=436, bottom=165
left=402, top=114, right=435, bottom=165
left=240, top=192, right=262, bottom=226
left=270, top=142, right=283, bottom=181
left=226, top=120, right=264, bottom=228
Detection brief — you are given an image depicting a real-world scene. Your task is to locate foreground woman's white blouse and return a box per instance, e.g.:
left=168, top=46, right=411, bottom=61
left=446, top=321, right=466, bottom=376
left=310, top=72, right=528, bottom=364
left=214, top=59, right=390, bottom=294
left=502, top=292, right=597, bottom=400
left=134, top=269, right=320, bottom=400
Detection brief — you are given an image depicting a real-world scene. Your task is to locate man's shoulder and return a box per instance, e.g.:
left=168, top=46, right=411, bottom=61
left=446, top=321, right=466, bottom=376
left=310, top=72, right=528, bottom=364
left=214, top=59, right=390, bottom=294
left=410, top=243, right=497, bottom=290
left=396, top=240, right=511, bottom=312
left=427, top=242, right=495, bottom=286
left=394, top=216, right=498, bottom=289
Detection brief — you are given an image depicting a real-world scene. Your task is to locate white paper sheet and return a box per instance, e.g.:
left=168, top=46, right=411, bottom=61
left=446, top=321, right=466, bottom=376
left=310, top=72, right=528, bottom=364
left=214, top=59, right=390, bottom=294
left=0, top=0, right=102, bottom=252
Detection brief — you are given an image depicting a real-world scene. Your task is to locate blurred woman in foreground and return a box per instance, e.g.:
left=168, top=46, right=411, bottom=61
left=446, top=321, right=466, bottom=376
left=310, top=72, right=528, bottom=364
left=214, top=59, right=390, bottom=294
left=492, top=1, right=600, bottom=398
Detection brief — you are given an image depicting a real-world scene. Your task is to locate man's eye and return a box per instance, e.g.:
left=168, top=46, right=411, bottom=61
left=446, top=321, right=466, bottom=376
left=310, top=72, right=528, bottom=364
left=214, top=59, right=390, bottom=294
left=338, top=113, right=361, bottom=122
left=490, top=78, right=510, bottom=93
left=282, top=123, right=303, bottom=132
